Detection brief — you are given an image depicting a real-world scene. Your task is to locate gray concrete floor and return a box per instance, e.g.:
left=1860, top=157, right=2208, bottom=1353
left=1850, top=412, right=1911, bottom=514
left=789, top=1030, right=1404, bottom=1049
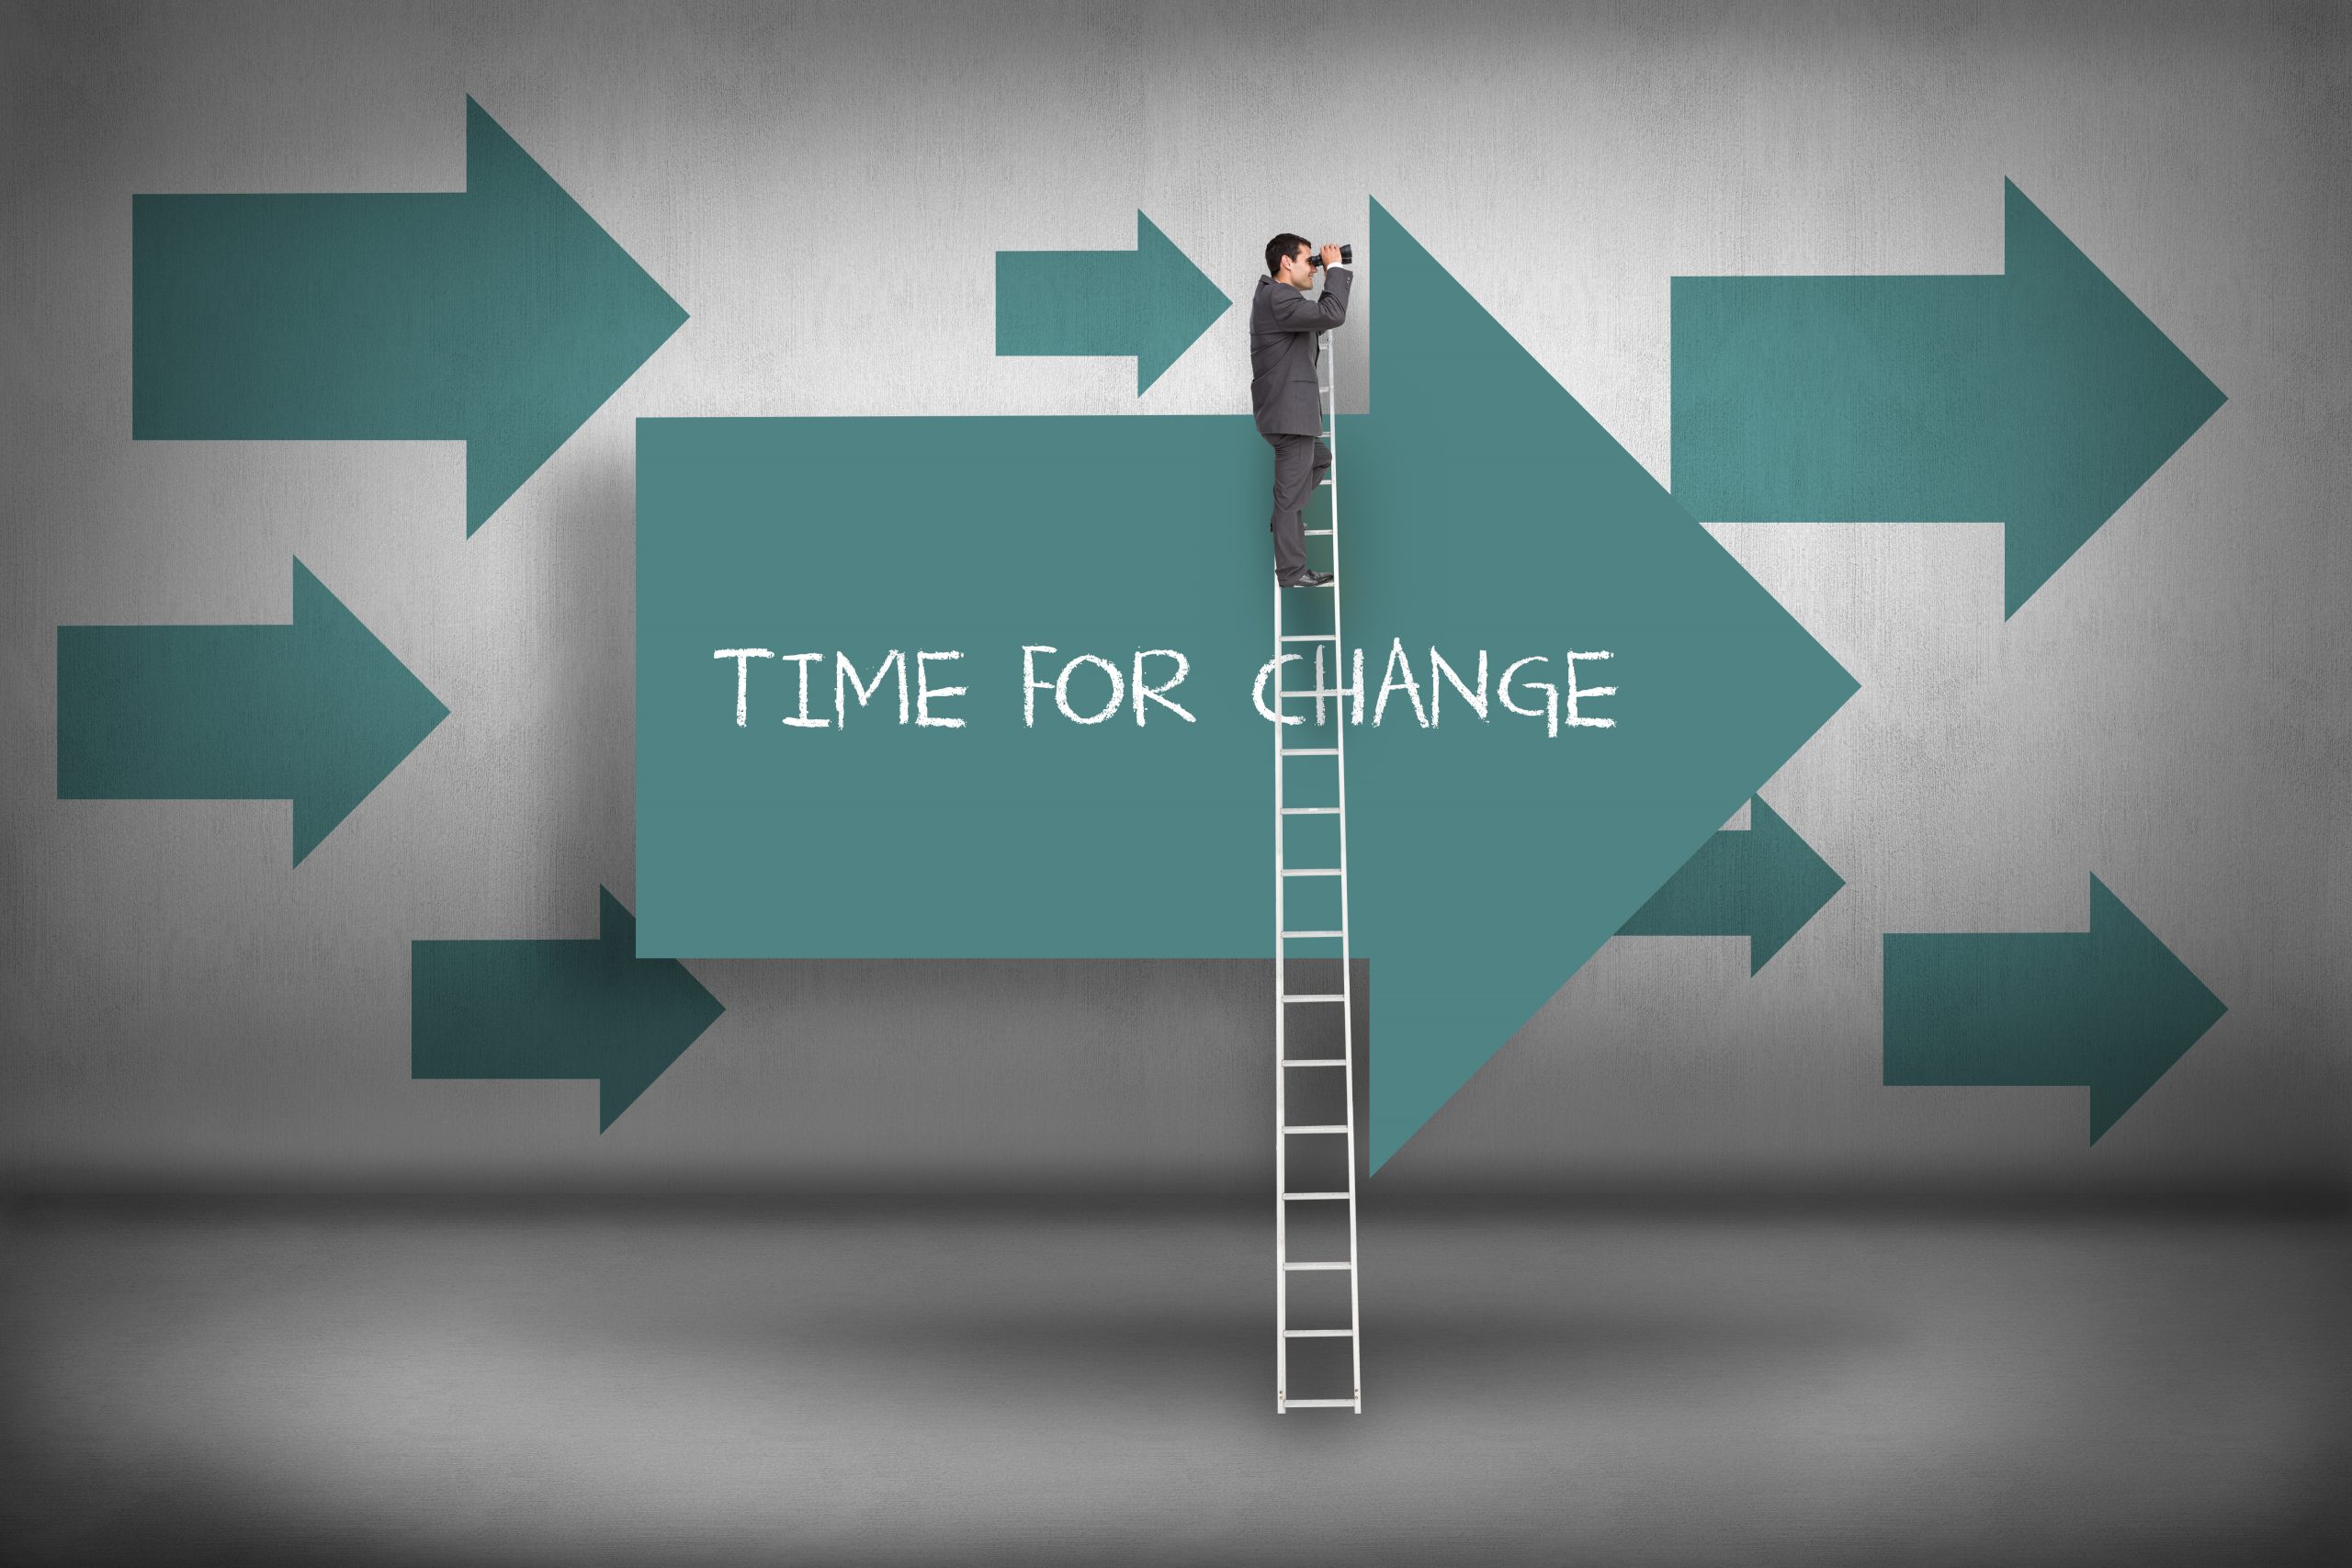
left=1, top=1197, right=2344, bottom=1565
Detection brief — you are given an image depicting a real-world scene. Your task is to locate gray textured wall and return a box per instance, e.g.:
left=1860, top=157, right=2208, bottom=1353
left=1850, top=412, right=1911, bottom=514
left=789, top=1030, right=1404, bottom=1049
left=3, top=0, right=2345, bottom=1193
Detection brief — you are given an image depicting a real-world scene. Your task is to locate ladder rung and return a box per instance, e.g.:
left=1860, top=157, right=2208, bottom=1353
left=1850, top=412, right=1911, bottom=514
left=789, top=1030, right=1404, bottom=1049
left=1283, top=1397, right=1359, bottom=1408
left=1283, top=1328, right=1355, bottom=1336
left=1280, top=930, right=1343, bottom=939
left=1279, top=748, right=1339, bottom=757
left=1281, top=1056, right=1349, bottom=1066
left=1280, top=868, right=1341, bottom=878
left=1279, top=633, right=1340, bottom=643
left=1283, top=1191, right=1351, bottom=1201
left=1283, top=1259, right=1352, bottom=1270
left=1281, top=807, right=1340, bottom=815
left=1316, top=477, right=1332, bottom=486
left=1282, top=993, right=1345, bottom=1003
left=1305, top=528, right=1334, bottom=536
left=1282, top=1124, right=1349, bottom=1135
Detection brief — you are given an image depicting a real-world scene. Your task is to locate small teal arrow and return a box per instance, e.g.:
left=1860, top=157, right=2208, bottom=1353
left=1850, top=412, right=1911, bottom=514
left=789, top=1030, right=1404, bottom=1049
left=1616, top=795, right=1844, bottom=973
left=1671, top=180, right=2224, bottom=617
left=57, top=557, right=447, bottom=864
left=995, top=210, right=1230, bottom=393
left=412, top=886, right=724, bottom=1130
left=1883, top=874, right=2226, bottom=1143
left=133, top=96, right=687, bottom=535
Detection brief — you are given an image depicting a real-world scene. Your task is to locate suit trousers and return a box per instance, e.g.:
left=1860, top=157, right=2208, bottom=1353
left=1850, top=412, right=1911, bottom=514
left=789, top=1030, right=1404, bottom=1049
left=1264, top=432, right=1332, bottom=581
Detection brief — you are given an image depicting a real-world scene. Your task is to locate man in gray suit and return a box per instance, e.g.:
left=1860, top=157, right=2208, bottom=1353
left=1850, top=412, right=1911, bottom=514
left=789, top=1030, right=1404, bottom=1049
left=1251, top=235, right=1351, bottom=586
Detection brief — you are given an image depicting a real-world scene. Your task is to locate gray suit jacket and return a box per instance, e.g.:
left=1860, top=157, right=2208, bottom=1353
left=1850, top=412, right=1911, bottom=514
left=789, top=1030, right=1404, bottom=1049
left=1249, top=267, right=1352, bottom=437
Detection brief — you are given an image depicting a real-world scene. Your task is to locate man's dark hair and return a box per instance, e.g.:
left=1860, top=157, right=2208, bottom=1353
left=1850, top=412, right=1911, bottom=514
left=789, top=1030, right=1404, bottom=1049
left=1265, top=232, right=1309, bottom=277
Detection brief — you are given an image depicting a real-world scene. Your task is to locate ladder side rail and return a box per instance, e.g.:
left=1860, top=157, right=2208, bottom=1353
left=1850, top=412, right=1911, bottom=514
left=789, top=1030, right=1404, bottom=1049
left=1323, top=328, right=1364, bottom=1413
left=1272, top=575, right=1290, bottom=1412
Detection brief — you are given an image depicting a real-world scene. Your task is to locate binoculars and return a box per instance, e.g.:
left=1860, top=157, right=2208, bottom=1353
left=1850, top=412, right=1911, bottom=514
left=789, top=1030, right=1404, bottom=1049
left=1311, top=243, right=1353, bottom=267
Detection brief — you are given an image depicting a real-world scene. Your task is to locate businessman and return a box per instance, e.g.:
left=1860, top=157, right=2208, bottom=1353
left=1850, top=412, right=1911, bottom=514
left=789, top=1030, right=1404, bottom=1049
left=1250, top=235, right=1351, bottom=587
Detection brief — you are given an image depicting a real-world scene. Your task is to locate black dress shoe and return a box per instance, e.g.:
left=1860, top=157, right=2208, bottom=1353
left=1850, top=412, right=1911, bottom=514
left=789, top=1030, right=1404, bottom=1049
left=1278, top=570, right=1335, bottom=587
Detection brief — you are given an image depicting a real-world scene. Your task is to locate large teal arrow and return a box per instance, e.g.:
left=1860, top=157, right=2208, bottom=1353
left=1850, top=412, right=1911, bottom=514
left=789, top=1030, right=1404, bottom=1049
left=639, top=200, right=1857, bottom=1170
left=994, top=210, right=1231, bottom=393
left=1615, top=795, right=1844, bottom=973
left=1883, top=874, right=2226, bottom=1142
left=1671, top=180, right=2224, bottom=617
left=57, top=557, right=447, bottom=864
left=412, top=887, right=725, bottom=1130
left=133, top=96, right=687, bottom=535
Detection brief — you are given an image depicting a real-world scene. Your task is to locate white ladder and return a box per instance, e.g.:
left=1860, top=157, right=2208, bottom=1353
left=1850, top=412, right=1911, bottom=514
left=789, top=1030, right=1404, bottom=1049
left=1272, top=326, right=1362, bottom=1414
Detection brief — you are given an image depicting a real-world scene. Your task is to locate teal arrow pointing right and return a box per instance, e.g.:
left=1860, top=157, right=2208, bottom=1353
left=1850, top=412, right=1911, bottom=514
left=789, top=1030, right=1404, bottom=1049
left=995, top=210, right=1231, bottom=393
left=57, top=557, right=447, bottom=864
left=1883, top=874, right=2226, bottom=1142
left=1616, top=795, right=1844, bottom=973
left=639, top=199, right=1859, bottom=1173
left=1671, top=180, right=2224, bottom=617
left=133, top=96, right=687, bottom=535
left=412, top=887, right=725, bottom=1131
